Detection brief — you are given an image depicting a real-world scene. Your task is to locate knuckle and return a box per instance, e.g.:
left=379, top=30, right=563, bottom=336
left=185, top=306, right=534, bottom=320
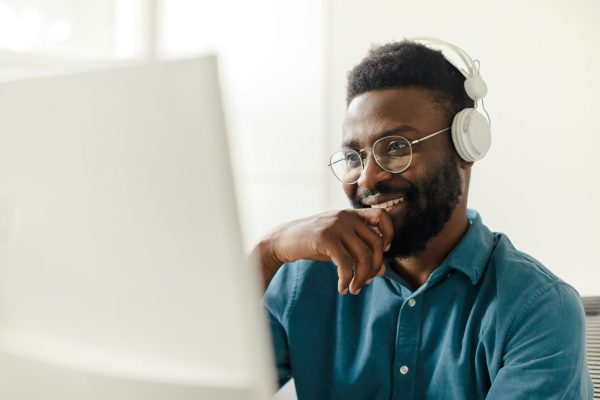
left=341, top=256, right=354, bottom=270
left=372, top=233, right=384, bottom=246
left=338, top=267, right=352, bottom=282
left=358, top=250, right=372, bottom=266
left=334, top=209, right=353, bottom=223
left=335, top=254, right=352, bottom=270
left=335, top=209, right=349, bottom=218
left=320, top=210, right=357, bottom=239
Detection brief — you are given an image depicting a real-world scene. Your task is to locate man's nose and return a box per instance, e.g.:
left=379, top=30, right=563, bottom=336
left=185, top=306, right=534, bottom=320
left=356, top=155, right=392, bottom=189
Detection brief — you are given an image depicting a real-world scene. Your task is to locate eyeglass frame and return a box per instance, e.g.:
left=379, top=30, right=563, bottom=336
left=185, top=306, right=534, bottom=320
left=328, top=127, right=450, bottom=184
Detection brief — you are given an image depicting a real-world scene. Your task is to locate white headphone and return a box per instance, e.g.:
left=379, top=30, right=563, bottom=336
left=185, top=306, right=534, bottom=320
left=411, top=37, right=492, bottom=162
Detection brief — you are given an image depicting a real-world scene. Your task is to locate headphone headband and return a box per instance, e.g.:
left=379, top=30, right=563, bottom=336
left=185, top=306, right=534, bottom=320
left=410, top=36, right=476, bottom=78
left=411, top=36, right=488, bottom=101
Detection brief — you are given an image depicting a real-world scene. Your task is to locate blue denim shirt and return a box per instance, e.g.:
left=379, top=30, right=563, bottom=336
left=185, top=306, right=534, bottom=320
left=263, top=210, right=592, bottom=399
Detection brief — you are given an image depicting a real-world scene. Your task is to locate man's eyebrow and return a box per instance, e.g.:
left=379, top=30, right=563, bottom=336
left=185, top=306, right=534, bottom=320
left=342, top=124, right=421, bottom=148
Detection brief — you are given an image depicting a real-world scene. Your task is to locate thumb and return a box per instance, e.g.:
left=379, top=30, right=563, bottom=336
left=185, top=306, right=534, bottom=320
left=376, top=262, right=387, bottom=276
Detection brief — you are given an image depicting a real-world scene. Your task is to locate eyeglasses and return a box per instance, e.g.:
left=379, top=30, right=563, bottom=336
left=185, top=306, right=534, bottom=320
left=328, top=127, right=450, bottom=184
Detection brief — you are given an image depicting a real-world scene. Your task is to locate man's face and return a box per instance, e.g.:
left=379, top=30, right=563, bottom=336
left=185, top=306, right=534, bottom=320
left=342, top=87, right=463, bottom=258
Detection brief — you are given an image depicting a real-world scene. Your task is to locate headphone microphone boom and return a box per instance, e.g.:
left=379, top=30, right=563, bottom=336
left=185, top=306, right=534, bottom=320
left=411, top=37, right=492, bottom=162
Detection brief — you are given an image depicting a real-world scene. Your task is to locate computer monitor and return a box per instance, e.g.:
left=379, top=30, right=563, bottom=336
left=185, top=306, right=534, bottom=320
left=0, top=56, right=276, bottom=399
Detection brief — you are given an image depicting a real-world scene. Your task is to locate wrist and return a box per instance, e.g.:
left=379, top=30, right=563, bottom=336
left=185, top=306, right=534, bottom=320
left=254, top=233, right=284, bottom=290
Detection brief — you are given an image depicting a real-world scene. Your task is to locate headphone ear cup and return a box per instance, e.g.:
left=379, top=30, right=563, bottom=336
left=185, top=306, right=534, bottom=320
left=451, top=108, right=491, bottom=162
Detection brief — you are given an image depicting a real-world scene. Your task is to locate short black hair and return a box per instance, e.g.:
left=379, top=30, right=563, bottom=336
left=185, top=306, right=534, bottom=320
left=346, top=40, right=473, bottom=123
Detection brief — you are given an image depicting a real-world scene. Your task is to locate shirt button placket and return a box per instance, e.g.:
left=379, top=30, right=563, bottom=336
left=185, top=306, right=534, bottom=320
left=392, top=296, right=421, bottom=399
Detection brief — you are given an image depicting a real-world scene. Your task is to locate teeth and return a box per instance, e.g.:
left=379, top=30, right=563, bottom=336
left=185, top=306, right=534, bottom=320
left=371, top=197, right=405, bottom=209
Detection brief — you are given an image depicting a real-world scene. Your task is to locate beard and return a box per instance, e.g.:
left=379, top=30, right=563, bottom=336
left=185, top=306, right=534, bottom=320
left=352, top=149, right=463, bottom=258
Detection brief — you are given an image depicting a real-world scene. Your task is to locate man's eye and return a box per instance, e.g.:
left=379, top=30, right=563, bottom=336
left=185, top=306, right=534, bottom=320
left=387, top=141, right=408, bottom=155
left=345, top=152, right=361, bottom=163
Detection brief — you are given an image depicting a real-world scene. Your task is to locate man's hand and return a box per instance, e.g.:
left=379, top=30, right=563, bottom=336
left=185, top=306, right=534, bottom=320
left=254, top=209, right=394, bottom=294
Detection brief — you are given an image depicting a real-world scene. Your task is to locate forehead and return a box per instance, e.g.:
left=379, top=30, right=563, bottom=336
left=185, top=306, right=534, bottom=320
left=342, top=87, right=446, bottom=147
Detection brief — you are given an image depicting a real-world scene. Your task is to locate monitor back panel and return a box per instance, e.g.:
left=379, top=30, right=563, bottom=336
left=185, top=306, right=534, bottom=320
left=0, top=57, right=275, bottom=399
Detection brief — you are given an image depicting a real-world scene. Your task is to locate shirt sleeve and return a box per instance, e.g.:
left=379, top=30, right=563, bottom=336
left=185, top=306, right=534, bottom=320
left=262, top=263, right=298, bottom=389
left=266, top=309, right=292, bottom=388
left=486, top=283, right=593, bottom=399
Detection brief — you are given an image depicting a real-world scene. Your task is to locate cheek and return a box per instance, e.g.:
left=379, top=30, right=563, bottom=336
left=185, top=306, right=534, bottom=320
left=406, top=151, right=428, bottom=172
left=343, top=184, right=356, bottom=199
left=409, top=146, right=448, bottom=176
left=343, top=184, right=362, bottom=208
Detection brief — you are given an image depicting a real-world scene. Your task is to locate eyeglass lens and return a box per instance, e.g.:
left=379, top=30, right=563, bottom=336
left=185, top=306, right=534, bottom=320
left=329, top=136, right=413, bottom=184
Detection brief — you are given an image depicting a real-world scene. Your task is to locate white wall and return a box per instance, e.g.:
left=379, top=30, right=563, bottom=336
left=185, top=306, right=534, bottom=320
left=158, top=0, right=330, bottom=249
left=2, top=1, right=598, bottom=296
left=0, top=0, right=119, bottom=57
left=1, top=2, right=597, bottom=399
left=326, top=0, right=600, bottom=295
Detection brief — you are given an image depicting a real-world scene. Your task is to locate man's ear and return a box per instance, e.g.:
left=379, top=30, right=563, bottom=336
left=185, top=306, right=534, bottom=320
left=459, top=159, right=474, bottom=170
left=451, top=148, right=473, bottom=170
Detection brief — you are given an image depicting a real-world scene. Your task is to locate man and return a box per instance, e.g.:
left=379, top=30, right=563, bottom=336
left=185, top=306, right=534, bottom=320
left=254, top=39, right=592, bottom=399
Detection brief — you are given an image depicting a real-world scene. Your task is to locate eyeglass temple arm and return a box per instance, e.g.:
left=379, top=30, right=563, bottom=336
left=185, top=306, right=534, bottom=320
left=327, top=127, right=451, bottom=166
left=409, top=127, right=450, bottom=145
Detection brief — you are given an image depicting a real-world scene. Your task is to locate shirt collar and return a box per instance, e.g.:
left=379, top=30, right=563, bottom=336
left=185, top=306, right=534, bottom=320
left=381, top=209, right=495, bottom=288
left=442, top=209, right=495, bottom=285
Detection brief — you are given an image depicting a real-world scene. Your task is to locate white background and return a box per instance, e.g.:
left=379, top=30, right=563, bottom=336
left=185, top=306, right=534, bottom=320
left=1, top=0, right=598, bottom=295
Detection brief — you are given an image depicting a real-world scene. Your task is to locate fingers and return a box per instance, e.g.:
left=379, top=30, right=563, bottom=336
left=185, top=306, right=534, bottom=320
left=341, top=234, right=375, bottom=294
left=365, top=262, right=387, bottom=284
left=355, top=208, right=394, bottom=251
left=325, top=232, right=386, bottom=295
left=325, top=240, right=356, bottom=294
left=330, top=209, right=393, bottom=295
left=277, top=208, right=394, bottom=295
left=353, top=223, right=386, bottom=277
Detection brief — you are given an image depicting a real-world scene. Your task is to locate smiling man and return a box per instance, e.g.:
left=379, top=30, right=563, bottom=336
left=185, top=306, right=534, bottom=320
left=254, top=39, right=592, bottom=399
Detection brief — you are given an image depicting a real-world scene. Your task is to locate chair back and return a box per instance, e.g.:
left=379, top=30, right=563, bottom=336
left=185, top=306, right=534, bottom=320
left=582, top=296, right=600, bottom=399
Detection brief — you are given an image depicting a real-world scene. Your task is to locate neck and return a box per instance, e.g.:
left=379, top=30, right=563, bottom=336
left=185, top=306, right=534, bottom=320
left=390, top=205, right=469, bottom=290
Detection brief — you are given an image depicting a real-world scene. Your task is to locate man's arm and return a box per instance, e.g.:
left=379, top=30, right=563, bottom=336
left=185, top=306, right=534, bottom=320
left=486, top=283, right=593, bottom=399
left=252, top=208, right=394, bottom=294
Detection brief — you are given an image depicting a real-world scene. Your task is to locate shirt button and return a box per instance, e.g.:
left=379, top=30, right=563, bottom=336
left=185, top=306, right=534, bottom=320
left=400, top=365, right=409, bottom=375
left=407, top=299, right=416, bottom=307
